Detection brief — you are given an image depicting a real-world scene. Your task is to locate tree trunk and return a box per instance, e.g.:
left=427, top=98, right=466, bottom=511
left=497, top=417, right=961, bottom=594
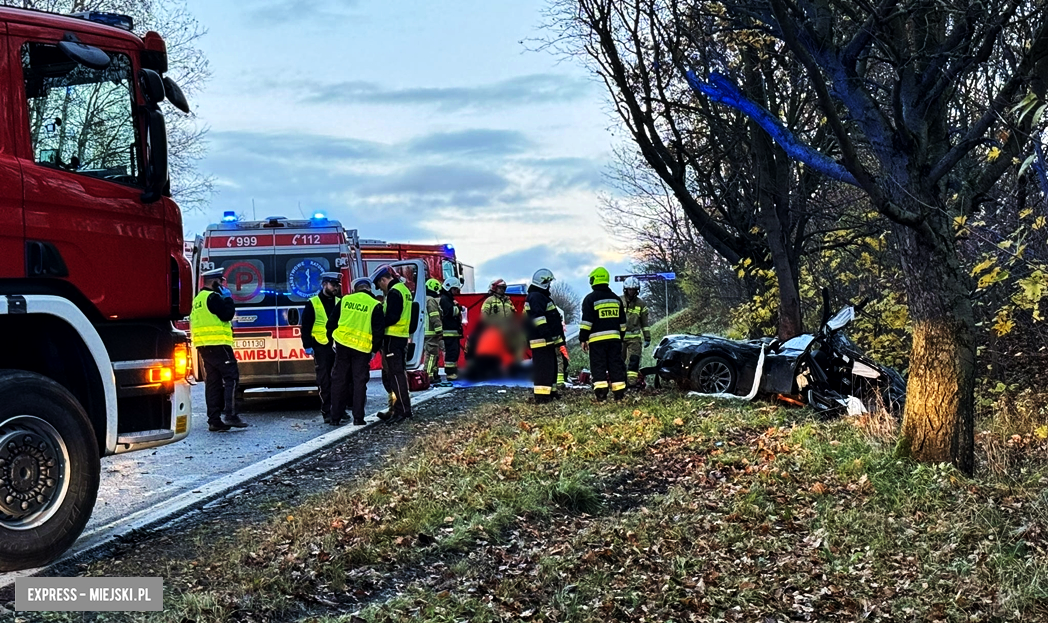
left=895, top=216, right=977, bottom=475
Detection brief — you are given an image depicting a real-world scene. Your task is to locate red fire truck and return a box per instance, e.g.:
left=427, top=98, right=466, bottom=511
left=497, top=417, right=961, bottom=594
left=0, top=8, right=192, bottom=570
left=360, top=240, right=475, bottom=292
left=185, top=215, right=433, bottom=393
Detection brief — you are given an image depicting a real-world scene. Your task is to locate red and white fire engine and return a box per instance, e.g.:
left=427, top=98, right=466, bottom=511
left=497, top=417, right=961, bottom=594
left=0, top=8, right=192, bottom=570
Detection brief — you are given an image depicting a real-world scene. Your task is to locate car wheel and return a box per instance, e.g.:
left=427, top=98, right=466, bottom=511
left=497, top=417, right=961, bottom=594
left=689, top=356, right=737, bottom=394
left=0, top=371, right=100, bottom=572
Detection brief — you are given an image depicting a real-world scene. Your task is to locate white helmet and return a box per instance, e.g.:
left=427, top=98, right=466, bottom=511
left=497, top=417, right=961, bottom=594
left=624, top=277, right=641, bottom=290
left=531, top=268, right=555, bottom=290
left=443, top=277, right=462, bottom=291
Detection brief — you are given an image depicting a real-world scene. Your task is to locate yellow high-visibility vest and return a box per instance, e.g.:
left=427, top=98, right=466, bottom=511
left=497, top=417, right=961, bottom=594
left=309, top=295, right=338, bottom=345
left=190, top=290, right=233, bottom=347
left=385, top=282, right=413, bottom=338
left=333, top=292, right=379, bottom=353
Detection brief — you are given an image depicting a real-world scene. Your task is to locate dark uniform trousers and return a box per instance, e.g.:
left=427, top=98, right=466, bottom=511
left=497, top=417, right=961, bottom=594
left=312, top=343, right=336, bottom=419
left=531, top=346, right=558, bottom=403
left=383, top=336, right=413, bottom=417
left=589, top=339, right=627, bottom=401
left=199, top=345, right=240, bottom=424
left=443, top=336, right=461, bottom=380
left=330, top=344, right=372, bottom=424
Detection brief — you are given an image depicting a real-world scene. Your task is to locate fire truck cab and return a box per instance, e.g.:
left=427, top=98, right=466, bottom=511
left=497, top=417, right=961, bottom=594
left=0, top=8, right=192, bottom=571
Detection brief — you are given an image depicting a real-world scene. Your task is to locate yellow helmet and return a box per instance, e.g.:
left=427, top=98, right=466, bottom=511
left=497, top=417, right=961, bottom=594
left=589, top=266, right=610, bottom=286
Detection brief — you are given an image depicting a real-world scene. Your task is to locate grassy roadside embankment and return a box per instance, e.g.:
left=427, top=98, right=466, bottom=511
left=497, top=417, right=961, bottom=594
left=50, top=388, right=1048, bottom=623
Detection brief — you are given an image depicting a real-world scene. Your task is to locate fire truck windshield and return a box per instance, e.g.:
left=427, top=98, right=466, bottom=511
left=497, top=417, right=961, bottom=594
left=22, top=43, right=141, bottom=185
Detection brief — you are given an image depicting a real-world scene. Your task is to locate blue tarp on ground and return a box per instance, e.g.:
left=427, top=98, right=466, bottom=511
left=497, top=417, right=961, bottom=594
left=451, top=378, right=534, bottom=389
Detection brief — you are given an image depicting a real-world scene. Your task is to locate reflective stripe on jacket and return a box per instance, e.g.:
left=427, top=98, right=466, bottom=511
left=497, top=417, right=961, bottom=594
left=425, top=295, right=443, bottom=337
left=622, top=295, right=651, bottom=341
left=579, top=285, right=625, bottom=344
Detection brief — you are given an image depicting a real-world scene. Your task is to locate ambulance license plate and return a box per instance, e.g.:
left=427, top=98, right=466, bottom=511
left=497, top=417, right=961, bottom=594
left=234, top=339, right=265, bottom=349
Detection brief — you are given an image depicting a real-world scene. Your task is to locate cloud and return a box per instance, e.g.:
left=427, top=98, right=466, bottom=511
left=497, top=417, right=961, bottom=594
left=359, top=164, right=510, bottom=196
left=243, top=0, right=359, bottom=26
left=406, top=129, right=532, bottom=157
left=478, top=245, right=633, bottom=298
left=299, top=74, right=592, bottom=111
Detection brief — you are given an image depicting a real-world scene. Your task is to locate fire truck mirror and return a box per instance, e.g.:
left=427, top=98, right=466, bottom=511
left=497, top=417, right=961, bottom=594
left=140, top=108, right=168, bottom=204
left=57, top=32, right=110, bottom=70
left=163, top=76, right=190, bottom=114
left=138, top=68, right=165, bottom=107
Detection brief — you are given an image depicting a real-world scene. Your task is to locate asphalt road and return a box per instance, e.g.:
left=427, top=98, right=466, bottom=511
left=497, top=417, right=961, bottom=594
left=83, top=379, right=393, bottom=537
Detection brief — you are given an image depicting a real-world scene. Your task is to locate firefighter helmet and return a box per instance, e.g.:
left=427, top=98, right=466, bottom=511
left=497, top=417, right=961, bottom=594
left=426, top=278, right=442, bottom=292
left=589, top=266, right=611, bottom=286
left=443, top=277, right=463, bottom=291
left=352, top=278, right=373, bottom=292
left=624, top=276, right=641, bottom=291
left=489, top=278, right=507, bottom=292
left=531, top=268, right=555, bottom=290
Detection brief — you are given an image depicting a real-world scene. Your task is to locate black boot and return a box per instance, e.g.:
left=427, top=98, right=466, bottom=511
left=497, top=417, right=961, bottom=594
left=208, top=421, right=231, bottom=432
left=221, top=414, right=249, bottom=428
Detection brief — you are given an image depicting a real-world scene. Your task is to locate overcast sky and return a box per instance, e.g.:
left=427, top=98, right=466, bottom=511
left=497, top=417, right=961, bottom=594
left=179, top=0, right=634, bottom=296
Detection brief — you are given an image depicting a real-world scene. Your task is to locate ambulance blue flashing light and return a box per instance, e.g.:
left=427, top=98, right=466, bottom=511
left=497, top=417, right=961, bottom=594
left=222, top=211, right=237, bottom=223
left=445, top=244, right=454, bottom=252
left=312, top=211, right=326, bottom=220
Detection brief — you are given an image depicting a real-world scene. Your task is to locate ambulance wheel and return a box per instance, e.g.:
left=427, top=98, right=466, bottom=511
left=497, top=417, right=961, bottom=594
left=0, top=371, right=99, bottom=572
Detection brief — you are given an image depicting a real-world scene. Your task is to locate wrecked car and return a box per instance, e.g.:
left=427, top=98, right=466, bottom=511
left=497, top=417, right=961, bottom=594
left=644, top=304, right=907, bottom=418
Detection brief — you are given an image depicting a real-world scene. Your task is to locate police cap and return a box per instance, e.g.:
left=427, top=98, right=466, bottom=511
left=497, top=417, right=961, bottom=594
left=320, top=272, right=341, bottom=284
left=371, top=264, right=394, bottom=285
left=352, top=277, right=373, bottom=292
left=201, top=268, right=225, bottom=281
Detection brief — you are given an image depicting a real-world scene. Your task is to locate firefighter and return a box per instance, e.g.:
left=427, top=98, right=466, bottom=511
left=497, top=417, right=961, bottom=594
left=580, top=266, right=627, bottom=401
left=423, top=278, right=445, bottom=384
left=525, top=268, right=563, bottom=403
left=440, top=277, right=464, bottom=381
left=374, top=265, right=414, bottom=423
left=300, top=272, right=341, bottom=423
left=191, top=268, right=248, bottom=431
left=481, top=278, right=515, bottom=322
left=621, top=277, right=651, bottom=388
left=327, top=278, right=384, bottom=426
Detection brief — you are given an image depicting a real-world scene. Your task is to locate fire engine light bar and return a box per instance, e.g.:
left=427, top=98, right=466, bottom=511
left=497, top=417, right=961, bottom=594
left=312, top=211, right=326, bottom=220
left=70, top=11, right=134, bottom=31
left=222, top=211, right=237, bottom=222
left=149, top=367, right=173, bottom=383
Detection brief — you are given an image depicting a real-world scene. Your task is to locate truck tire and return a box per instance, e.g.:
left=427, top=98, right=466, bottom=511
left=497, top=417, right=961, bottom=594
left=0, top=371, right=100, bottom=572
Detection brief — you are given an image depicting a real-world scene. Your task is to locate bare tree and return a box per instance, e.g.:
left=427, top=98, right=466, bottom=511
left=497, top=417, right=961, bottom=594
left=549, top=281, right=581, bottom=324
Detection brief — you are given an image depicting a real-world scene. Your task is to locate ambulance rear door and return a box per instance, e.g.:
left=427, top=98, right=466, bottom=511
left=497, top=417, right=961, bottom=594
left=277, top=227, right=347, bottom=380
left=371, top=259, right=427, bottom=370
left=203, top=229, right=279, bottom=388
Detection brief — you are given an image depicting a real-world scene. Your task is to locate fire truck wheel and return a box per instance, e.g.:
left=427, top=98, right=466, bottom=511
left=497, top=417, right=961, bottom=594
left=0, top=370, right=100, bottom=572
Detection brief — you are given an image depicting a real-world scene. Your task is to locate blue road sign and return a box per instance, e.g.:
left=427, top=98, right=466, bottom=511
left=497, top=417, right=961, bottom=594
left=615, top=272, right=676, bottom=282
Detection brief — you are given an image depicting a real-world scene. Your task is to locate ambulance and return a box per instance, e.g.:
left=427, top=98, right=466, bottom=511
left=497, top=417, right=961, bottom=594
left=186, top=213, right=431, bottom=393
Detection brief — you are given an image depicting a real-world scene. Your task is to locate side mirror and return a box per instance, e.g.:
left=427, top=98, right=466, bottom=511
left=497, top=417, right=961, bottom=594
left=138, top=69, right=165, bottom=107
left=140, top=108, right=168, bottom=203
left=58, top=33, right=109, bottom=70
left=163, top=77, right=190, bottom=113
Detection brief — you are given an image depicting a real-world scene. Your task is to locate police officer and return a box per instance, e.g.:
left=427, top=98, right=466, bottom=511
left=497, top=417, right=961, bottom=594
left=580, top=267, right=627, bottom=401
left=423, top=278, right=445, bottom=384
left=190, top=268, right=248, bottom=431
left=327, top=278, right=384, bottom=426
left=439, top=277, right=464, bottom=381
left=621, top=277, right=651, bottom=388
left=374, top=265, right=414, bottom=423
left=300, top=272, right=341, bottom=423
left=525, top=268, right=563, bottom=403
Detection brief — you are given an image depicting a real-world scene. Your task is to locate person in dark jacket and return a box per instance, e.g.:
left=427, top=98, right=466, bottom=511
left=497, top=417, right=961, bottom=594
left=525, top=268, right=563, bottom=403
left=327, top=278, right=384, bottom=425
left=439, top=277, right=464, bottom=381
left=579, top=266, right=627, bottom=401
left=374, top=265, right=414, bottom=423
left=300, top=272, right=341, bottom=423
left=190, top=268, right=248, bottom=431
